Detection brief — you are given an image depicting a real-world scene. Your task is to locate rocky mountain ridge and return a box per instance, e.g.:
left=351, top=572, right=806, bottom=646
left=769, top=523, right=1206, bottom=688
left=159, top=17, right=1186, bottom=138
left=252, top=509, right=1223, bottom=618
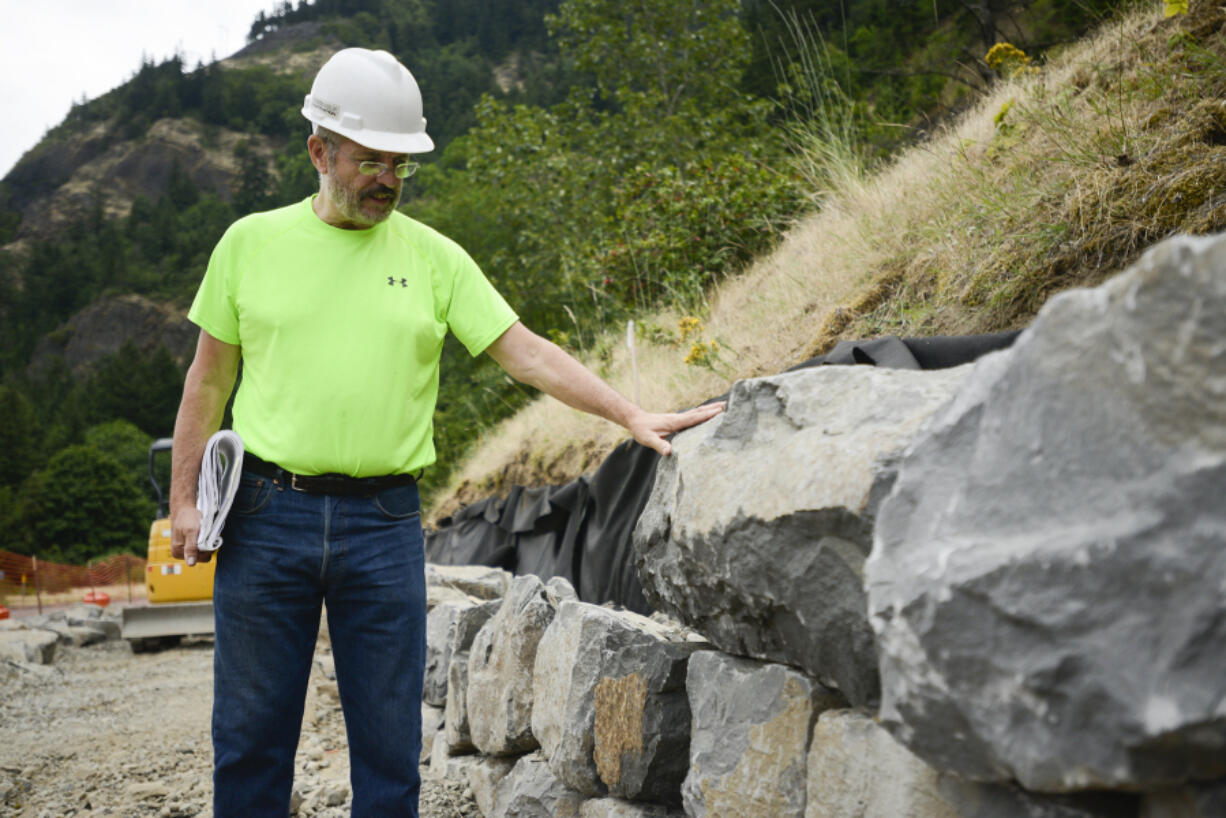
left=8, top=117, right=278, bottom=251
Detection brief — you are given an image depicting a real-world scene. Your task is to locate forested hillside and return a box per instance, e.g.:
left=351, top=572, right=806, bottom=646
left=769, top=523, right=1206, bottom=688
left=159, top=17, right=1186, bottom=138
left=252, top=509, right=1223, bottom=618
left=0, top=0, right=1130, bottom=563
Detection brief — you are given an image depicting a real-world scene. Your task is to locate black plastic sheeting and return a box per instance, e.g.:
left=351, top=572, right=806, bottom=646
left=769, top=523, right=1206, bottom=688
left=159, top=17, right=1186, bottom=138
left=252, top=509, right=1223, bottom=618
left=425, top=331, right=1022, bottom=613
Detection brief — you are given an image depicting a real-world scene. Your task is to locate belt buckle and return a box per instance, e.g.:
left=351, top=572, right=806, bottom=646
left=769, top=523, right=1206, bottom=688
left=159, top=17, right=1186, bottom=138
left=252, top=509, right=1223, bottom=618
left=291, top=473, right=306, bottom=492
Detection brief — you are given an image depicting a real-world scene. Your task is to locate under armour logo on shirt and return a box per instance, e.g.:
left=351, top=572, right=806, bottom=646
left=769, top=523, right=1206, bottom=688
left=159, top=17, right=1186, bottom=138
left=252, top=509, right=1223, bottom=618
left=387, top=277, right=408, bottom=287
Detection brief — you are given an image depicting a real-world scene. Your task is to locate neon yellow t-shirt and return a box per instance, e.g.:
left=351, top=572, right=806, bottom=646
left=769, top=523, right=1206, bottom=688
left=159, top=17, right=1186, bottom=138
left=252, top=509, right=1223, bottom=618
left=188, top=196, right=518, bottom=477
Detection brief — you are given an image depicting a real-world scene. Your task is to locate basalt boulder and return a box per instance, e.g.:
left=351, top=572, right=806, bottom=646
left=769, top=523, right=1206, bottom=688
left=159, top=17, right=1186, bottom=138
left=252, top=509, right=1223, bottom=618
left=634, top=363, right=970, bottom=706
left=868, top=233, right=1226, bottom=792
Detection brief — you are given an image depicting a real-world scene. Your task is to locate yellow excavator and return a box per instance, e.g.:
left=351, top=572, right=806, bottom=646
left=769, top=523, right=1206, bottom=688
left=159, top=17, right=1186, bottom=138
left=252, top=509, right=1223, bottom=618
left=121, top=438, right=216, bottom=652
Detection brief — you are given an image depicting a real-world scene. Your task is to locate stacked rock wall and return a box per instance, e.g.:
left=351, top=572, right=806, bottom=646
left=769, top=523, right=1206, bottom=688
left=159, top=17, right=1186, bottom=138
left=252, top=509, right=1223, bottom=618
left=425, top=233, right=1226, bottom=817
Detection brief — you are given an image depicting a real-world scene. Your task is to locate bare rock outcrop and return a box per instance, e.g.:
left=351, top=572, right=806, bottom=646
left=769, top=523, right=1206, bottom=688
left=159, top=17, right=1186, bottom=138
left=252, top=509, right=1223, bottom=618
left=28, top=294, right=197, bottom=377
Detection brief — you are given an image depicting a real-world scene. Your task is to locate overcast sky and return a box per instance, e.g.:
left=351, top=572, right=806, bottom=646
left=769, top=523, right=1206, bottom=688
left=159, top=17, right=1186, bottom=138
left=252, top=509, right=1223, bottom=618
left=0, top=0, right=280, bottom=178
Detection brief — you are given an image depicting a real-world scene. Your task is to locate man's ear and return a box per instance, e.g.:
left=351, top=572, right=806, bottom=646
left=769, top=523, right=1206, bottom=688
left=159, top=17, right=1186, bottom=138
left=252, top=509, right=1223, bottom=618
left=307, top=134, right=329, bottom=174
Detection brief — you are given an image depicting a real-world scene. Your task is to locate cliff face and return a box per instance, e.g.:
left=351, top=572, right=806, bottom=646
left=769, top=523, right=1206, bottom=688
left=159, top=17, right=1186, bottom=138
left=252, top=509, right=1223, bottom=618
left=7, top=118, right=275, bottom=248
left=3, top=21, right=336, bottom=251
left=27, top=294, right=198, bottom=378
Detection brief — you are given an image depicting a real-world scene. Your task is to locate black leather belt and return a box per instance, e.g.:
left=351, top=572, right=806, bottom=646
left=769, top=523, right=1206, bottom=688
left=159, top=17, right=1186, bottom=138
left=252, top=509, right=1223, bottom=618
left=242, top=452, right=417, bottom=496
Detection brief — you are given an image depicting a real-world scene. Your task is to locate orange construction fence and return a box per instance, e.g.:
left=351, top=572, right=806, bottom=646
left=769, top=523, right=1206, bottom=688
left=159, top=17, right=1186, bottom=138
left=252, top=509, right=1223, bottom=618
left=0, top=549, right=147, bottom=612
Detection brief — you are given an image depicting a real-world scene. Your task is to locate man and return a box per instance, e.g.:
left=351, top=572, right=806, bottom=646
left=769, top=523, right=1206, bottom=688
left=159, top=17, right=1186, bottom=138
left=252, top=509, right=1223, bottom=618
left=169, top=48, right=722, bottom=817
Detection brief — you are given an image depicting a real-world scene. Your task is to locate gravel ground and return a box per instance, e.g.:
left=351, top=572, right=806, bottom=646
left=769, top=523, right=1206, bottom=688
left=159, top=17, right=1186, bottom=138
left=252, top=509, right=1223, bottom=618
left=0, top=625, right=479, bottom=817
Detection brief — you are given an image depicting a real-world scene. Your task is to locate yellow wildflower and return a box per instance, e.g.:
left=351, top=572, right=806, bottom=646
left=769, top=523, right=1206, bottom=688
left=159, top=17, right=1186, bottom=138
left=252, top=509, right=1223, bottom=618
left=678, top=316, right=702, bottom=342
left=684, top=340, right=718, bottom=367
left=985, top=42, right=1035, bottom=78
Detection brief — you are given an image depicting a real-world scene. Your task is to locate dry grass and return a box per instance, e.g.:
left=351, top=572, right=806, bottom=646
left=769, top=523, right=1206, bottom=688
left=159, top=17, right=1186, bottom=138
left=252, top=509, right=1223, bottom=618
left=427, top=1, right=1226, bottom=522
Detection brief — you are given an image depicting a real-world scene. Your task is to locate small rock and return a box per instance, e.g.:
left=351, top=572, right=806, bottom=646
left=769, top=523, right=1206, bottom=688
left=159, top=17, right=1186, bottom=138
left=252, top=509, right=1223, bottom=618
left=314, top=653, right=336, bottom=680
left=580, top=798, right=682, bottom=817
left=324, top=784, right=349, bottom=806
left=127, top=782, right=170, bottom=800
left=426, top=564, right=512, bottom=601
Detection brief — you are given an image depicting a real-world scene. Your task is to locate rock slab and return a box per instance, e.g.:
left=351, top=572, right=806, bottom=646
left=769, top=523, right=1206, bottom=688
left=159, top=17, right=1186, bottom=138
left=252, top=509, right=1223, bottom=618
left=444, top=653, right=474, bottom=753
left=467, top=574, right=574, bottom=755
left=490, top=752, right=585, bottom=818
left=682, top=650, right=841, bottom=818
left=420, top=704, right=444, bottom=764
left=532, top=600, right=702, bottom=801
left=0, top=628, right=58, bottom=665
left=868, top=233, right=1226, bottom=792
left=423, top=598, right=497, bottom=707
left=807, top=709, right=1139, bottom=818
left=426, top=563, right=512, bottom=601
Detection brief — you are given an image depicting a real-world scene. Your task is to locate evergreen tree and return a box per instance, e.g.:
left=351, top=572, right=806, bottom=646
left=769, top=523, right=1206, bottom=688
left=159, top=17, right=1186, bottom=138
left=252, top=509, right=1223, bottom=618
left=0, top=385, right=39, bottom=487
left=166, top=160, right=200, bottom=210
left=83, top=420, right=156, bottom=503
left=14, top=445, right=150, bottom=562
left=85, top=342, right=184, bottom=437
left=233, top=140, right=272, bottom=215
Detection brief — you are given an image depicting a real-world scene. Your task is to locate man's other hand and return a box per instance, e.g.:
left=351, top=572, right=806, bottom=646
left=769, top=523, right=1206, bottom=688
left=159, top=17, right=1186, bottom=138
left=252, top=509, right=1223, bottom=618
left=627, top=401, right=725, bottom=456
left=170, top=505, right=211, bottom=566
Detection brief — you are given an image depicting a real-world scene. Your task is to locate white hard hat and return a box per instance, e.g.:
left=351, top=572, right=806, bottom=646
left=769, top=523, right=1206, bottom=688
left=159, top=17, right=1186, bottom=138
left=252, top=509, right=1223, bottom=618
left=302, top=48, right=434, bottom=154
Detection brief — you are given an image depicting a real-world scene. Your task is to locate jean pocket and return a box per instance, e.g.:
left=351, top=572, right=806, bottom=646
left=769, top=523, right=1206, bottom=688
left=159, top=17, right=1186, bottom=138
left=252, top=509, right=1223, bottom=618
left=372, top=482, right=421, bottom=520
left=231, top=475, right=274, bottom=515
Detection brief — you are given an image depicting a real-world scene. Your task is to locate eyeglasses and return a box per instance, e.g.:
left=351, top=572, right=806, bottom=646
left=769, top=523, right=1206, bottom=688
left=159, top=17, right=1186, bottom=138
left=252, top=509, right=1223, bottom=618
left=355, top=159, right=420, bottom=179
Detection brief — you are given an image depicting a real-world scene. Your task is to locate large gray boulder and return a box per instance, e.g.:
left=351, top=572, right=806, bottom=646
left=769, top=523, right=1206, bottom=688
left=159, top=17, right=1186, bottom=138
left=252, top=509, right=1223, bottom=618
left=683, top=651, right=841, bottom=818
left=37, top=622, right=107, bottom=647
left=532, top=601, right=703, bottom=801
left=444, top=653, right=474, bottom=753
left=489, top=752, right=585, bottom=818
left=868, top=233, right=1226, bottom=792
left=423, top=598, right=498, bottom=707
left=427, top=744, right=484, bottom=786
left=807, top=709, right=1139, bottom=818
left=467, top=575, right=575, bottom=755
left=65, top=603, right=122, bottom=640
left=465, top=756, right=518, bottom=818
left=0, top=627, right=58, bottom=665
left=635, top=363, right=970, bottom=706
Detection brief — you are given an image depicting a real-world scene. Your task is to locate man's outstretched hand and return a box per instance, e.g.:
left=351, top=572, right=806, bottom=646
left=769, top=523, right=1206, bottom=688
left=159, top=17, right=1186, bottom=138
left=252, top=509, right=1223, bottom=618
left=627, top=401, right=725, bottom=456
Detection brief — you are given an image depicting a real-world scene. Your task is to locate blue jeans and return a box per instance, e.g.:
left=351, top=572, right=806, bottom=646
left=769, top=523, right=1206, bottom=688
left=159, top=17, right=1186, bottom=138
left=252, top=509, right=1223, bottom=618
left=212, top=471, right=426, bottom=817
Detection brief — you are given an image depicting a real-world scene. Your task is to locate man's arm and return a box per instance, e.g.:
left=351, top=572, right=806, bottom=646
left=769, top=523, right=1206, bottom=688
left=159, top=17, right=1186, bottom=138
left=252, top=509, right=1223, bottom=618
left=170, top=330, right=241, bottom=566
left=485, top=322, right=723, bottom=456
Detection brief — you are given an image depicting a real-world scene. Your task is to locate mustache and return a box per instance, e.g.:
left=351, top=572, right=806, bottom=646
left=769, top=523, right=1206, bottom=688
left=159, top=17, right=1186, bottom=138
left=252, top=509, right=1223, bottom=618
left=363, top=184, right=398, bottom=198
